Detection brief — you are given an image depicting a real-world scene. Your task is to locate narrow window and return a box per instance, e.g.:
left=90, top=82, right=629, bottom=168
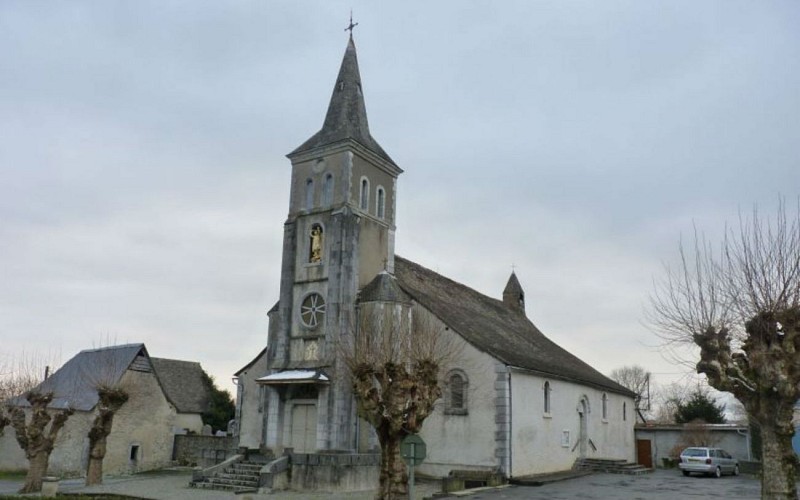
left=602, top=393, right=608, bottom=420
left=544, top=381, right=551, bottom=414
left=376, top=187, right=385, bottom=219
left=323, top=173, right=334, bottom=206
left=130, top=444, right=140, bottom=461
left=360, top=178, right=369, bottom=211
left=623, top=401, right=627, bottom=421
left=445, top=370, right=468, bottom=415
left=305, top=178, right=314, bottom=210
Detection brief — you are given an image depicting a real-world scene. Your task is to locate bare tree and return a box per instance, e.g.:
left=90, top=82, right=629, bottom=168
left=79, top=344, right=134, bottom=486
left=341, top=305, right=459, bottom=500
left=86, top=387, right=129, bottom=485
left=649, top=202, right=800, bottom=500
left=0, top=353, right=57, bottom=434
left=9, top=392, right=74, bottom=493
left=608, top=365, right=652, bottom=422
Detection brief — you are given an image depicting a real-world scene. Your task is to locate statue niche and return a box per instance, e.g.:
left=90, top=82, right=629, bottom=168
left=309, top=224, right=323, bottom=263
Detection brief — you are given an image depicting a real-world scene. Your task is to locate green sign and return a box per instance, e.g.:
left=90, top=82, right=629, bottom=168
left=401, top=434, right=426, bottom=466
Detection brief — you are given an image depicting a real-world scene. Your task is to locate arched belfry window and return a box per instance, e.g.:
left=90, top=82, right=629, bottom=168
left=305, top=178, right=314, bottom=210
left=376, top=186, right=385, bottom=219
left=309, top=224, right=323, bottom=263
left=445, top=369, right=468, bottom=415
left=544, top=381, right=552, bottom=414
left=359, top=177, right=369, bottom=211
left=323, top=173, right=334, bottom=206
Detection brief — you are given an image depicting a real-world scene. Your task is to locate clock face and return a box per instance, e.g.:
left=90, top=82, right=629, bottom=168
left=300, top=293, right=326, bottom=328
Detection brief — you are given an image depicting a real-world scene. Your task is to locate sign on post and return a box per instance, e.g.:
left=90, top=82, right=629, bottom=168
left=401, top=434, right=426, bottom=500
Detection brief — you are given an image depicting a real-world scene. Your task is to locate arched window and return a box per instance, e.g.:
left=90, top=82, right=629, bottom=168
left=305, top=178, right=314, bottom=210
left=602, top=393, right=608, bottom=420
left=323, top=173, right=334, bottom=206
left=445, top=370, right=468, bottom=415
left=544, top=381, right=551, bottom=414
left=359, top=177, right=369, bottom=211
left=623, top=401, right=627, bottom=421
left=376, top=186, right=385, bottom=219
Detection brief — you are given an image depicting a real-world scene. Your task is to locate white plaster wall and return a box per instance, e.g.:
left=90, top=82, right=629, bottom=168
left=510, top=371, right=636, bottom=476
left=416, top=311, right=499, bottom=477
left=236, top=349, right=269, bottom=449
left=0, top=419, right=35, bottom=471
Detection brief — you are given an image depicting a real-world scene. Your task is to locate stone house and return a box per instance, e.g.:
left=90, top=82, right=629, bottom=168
left=0, top=344, right=212, bottom=476
left=234, top=34, right=636, bottom=483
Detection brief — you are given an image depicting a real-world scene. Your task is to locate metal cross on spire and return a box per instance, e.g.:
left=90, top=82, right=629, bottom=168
left=345, top=10, right=358, bottom=35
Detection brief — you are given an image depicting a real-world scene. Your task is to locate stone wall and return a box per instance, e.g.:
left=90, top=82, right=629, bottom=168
left=173, top=435, right=236, bottom=468
left=289, top=452, right=380, bottom=492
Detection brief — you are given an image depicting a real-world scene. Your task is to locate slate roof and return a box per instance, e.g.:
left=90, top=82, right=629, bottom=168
left=289, top=36, right=397, bottom=167
left=393, top=256, right=635, bottom=396
left=11, top=344, right=148, bottom=411
left=358, top=271, right=411, bottom=304
left=150, top=358, right=211, bottom=415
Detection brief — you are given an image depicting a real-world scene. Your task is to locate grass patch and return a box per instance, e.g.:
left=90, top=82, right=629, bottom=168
left=0, top=471, right=26, bottom=480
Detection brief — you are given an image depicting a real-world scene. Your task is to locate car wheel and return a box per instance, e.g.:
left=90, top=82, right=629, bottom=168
left=682, top=470, right=690, bottom=477
left=714, top=466, right=722, bottom=478
left=733, top=464, right=739, bottom=476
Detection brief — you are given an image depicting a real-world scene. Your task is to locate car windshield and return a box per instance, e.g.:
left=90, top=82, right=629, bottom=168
left=682, top=448, right=708, bottom=457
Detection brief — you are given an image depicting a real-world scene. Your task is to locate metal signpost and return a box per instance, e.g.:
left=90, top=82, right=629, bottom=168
left=401, top=434, right=426, bottom=500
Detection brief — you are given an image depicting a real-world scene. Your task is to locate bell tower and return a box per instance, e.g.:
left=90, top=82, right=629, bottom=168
left=261, top=34, right=402, bottom=453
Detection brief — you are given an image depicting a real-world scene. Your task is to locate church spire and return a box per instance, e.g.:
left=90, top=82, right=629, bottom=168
left=503, top=272, right=525, bottom=314
left=289, top=35, right=395, bottom=166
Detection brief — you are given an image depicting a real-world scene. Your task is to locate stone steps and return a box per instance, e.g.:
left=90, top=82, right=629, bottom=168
left=191, top=459, right=264, bottom=493
left=575, top=458, right=651, bottom=475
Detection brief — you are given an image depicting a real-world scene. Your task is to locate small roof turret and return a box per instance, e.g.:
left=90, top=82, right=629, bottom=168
left=359, top=271, right=411, bottom=304
left=289, top=36, right=396, bottom=166
left=503, top=272, right=525, bottom=313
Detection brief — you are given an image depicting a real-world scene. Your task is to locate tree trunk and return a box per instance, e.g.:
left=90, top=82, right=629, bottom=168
left=758, top=417, right=797, bottom=500
left=85, top=387, right=128, bottom=486
left=20, top=450, right=50, bottom=494
left=85, top=436, right=107, bottom=486
left=376, top=430, right=407, bottom=500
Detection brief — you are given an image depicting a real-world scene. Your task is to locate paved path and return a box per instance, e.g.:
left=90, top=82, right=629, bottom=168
left=0, top=469, right=774, bottom=499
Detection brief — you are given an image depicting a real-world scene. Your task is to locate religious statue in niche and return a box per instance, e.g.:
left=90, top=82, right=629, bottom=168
left=309, top=225, right=323, bottom=262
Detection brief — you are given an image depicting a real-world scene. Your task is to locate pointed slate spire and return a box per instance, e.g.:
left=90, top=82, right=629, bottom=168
left=289, top=36, right=396, bottom=166
left=503, top=272, right=525, bottom=313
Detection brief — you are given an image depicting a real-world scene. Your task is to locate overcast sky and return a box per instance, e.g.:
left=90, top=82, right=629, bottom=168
left=2, top=1, right=798, bottom=399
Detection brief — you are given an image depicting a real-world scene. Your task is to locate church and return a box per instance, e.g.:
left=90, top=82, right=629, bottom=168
left=234, top=34, right=636, bottom=483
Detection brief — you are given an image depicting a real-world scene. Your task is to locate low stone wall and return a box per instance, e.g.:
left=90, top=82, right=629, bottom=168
left=289, top=453, right=380, bottom=492
left=173, top=435, right=236, bottom=468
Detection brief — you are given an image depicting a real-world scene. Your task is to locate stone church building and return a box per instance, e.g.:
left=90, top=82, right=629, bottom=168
left=235, top=34, right=636, bottom=480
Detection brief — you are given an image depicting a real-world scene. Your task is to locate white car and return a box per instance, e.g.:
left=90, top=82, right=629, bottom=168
left=678, top=447, right=740, bottom=478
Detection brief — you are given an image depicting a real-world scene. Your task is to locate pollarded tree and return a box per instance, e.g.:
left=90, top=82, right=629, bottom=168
left=649, top=203, right=800, bottom=500
left=85, top=386, right=129, bottom=485
left=9, top=391, right=74, bottom=493
left=342, top=304, right=459, bottom=500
